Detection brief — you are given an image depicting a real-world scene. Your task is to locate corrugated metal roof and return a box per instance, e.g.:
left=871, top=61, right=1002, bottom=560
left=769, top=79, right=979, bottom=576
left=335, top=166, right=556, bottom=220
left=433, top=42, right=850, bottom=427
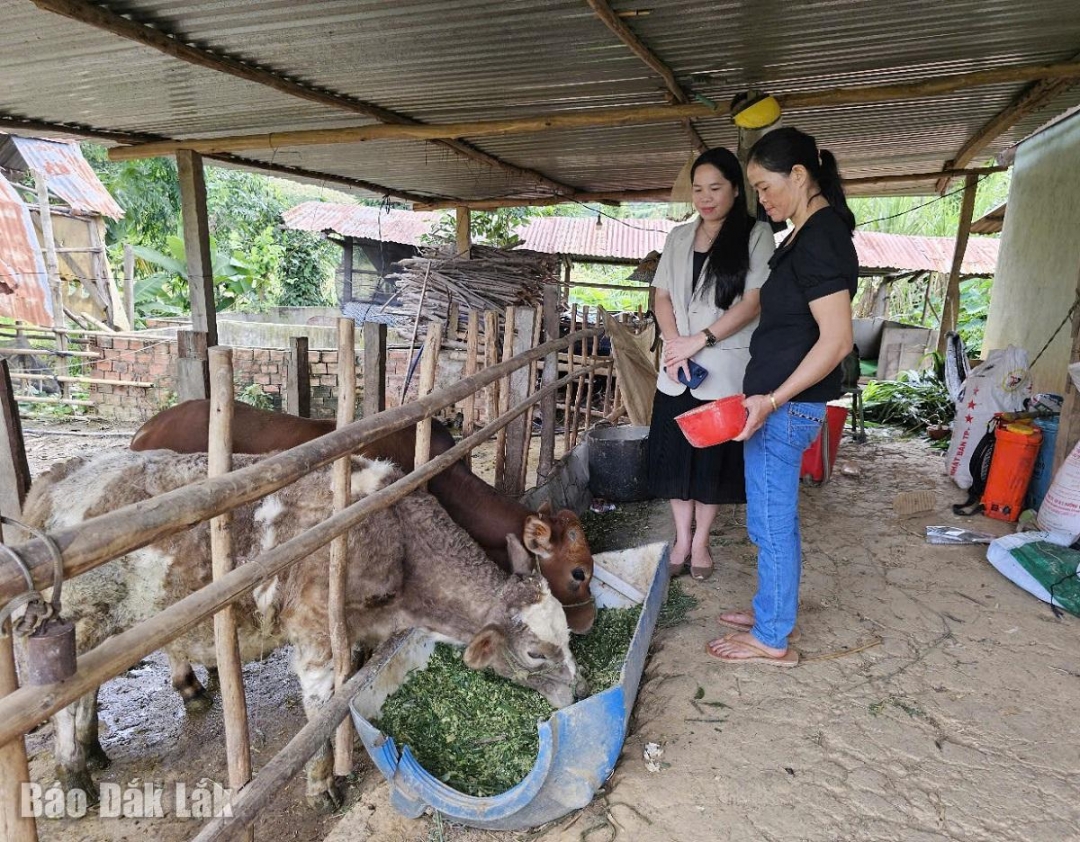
left=281, top=203, right=443, bottom=245
left=4, top=0, right=1079, bottom=202
left=4, top=136, right=124, bottom=219
left=0, top=177, right=54, bottom=326
left=525, top=215, right=1000, bottom=276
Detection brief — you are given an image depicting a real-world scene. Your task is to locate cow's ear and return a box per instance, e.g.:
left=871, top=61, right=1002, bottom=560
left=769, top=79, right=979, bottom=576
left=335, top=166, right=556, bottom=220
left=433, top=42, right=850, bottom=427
left=523, top=515, right=554, bottom=558
left=537, top=500, right=553, bottom=516
left=463, top=625, right=504, bottom=669
left=506, top=533, right=533, bottom=576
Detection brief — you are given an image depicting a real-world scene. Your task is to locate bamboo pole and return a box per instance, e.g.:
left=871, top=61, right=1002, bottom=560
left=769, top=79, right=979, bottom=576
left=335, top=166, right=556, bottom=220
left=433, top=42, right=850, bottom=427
left=483, top=311, right=500, bottom=444
left=13, top=395, right=94, bottom=407
left=570, top=306, right=590, bottom=448
left=581, top=327, right=599, bottom=442
left=538, top=286, right=558, bottom=481
left=33, top=170, right=70, bottom=402
left=520, top=308, right=543, bottom=492
left=461, top=310, right=480, bottom=469
left=563, top=304, right=578, bottom=455
left=0, top=326, right=603, bottom=607
left=0, top=353, right=607, bottom=748
left=0, top=348, right=101, bottom=359
left=494, top=307, right=515, bottom=490
left=207, top=348, right=253, bottom=842
left=414, top=322, right=444, bottom=479
left=330, top=318, right=355, bottom=778
left=8, top=372, right=153, bottom=388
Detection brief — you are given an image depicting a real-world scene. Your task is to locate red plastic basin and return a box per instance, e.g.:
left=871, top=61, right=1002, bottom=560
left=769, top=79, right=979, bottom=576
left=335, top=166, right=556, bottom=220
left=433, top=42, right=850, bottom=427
left=675, top=394, right=747, bottom=448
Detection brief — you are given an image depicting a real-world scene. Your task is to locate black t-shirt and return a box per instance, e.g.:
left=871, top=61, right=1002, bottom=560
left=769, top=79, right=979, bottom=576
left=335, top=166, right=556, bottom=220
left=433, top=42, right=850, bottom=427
left=691, top=250, right=708, bottom=293
left=743, top=206, right=858, bottom=403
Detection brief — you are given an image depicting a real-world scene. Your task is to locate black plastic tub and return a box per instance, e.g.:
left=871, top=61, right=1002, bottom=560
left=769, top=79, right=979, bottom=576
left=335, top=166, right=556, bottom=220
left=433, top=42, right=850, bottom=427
left=587, top=425, right=651, bottom=503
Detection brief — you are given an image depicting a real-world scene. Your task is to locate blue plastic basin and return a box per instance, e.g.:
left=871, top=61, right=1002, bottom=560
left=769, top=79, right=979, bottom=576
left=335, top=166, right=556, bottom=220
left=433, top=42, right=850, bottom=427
left=348, top=542, right=670, bottom=830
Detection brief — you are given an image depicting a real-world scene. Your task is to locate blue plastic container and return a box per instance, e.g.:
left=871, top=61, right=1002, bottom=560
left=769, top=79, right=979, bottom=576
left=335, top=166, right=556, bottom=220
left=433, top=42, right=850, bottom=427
left=1026, top=416, right=1059, bottom=511
left=348, top=542, right=670, bottom=830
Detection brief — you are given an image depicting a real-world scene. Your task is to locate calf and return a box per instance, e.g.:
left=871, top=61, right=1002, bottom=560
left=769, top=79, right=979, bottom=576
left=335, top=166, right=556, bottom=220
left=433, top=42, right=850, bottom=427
left=22, top=450, right=584, bottom=809
left=131, top=399, right=596, bottom=633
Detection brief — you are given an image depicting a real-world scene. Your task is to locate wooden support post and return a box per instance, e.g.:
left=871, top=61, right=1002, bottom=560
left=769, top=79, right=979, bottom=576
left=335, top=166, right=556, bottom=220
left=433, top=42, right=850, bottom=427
left=176, top=329, right=210, bottom=402
left=570, top=306, right=590, bottom=448
left=207, top=348, right=253, bottom=842
left=563, top=304, right=578, bottom=454
left=414, top=322, right=444, bottom=478
left=362, top=322, right=387, bottom=418
left=284, top=336, right=311, bottom=417
left=500, top=307, right=536, bottom=497
left=494, top=308, right=515, bottom=491
left=177, top=149, right=219, bottom=348
left=0, top=361, right=31, bottom=527
left=330, top=317, right=356, bottom=778
left=455, top=207, right=471, bottom=259
left=123, top=244, right=136, bottom=329
left=120, top=243, right=136, bottom=324
left=582, top=328, right=599, bottom=440
left=0, top=624, right=37, bottom=842
left=33, top=170, right=69, bottom=401
left=937, top=174, right=978, bottom=354
left=342, top=238, right=354, bottom=303
left=484, top=311, right=500, bottom=438
left=520, top=307, right=543, bottom=492
left=538, top=287, right=559, bottom=481
left=462, top=310, right=480, bottom=469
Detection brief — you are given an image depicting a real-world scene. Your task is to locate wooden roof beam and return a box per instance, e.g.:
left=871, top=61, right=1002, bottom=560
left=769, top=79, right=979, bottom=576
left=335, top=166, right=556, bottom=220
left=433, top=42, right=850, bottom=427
left=934, top=50, right=1080, bottom=192
left=0, top=114, right=444, bottom=204
left=844, top=165, right=1008, bottom=189
left=585, top=0, right=708, bottom=153
left=107, top=60, right=1080, bottom=161
left=29, top=0, right=578, bottom=198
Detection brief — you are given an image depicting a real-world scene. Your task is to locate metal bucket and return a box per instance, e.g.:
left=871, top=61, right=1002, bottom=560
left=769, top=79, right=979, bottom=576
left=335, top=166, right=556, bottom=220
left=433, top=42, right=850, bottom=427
left=587, top=425, right=651, bottom=503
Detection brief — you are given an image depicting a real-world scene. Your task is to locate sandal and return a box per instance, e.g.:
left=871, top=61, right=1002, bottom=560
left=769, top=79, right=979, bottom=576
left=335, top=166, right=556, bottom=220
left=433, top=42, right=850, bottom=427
left=667, top=555, right=690, bottom=577
left=716, top=609, right=801, bottom=643
left=705, top=633, right=799, bottom=668
left=690, top=561, right=713, bottom=581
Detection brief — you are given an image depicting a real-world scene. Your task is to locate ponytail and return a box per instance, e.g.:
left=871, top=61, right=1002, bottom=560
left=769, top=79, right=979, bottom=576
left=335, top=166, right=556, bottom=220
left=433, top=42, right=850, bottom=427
left=817, top=149, right=856, bottom=232
left=748, top=127, right=857, bottom=234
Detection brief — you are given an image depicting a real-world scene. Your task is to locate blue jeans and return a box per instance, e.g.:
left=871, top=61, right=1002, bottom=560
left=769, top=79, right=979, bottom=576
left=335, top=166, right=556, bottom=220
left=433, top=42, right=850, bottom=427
left=744, top=401, right=826, bottom=649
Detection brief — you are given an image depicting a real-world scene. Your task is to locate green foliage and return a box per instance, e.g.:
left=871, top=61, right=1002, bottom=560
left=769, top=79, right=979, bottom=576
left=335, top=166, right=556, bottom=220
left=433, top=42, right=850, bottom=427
left=425, top=207, right=538, bottom=249
left=568, top=263, right=650, bottom=312
left=236, top=382, right=274, bottom=410
left=862, top=368, right=954, bottom=431
left=275, top=228, right=338, bottom=306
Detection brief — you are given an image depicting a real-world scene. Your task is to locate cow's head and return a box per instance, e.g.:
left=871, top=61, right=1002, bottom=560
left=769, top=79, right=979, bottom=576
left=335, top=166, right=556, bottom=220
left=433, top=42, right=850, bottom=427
left=465, top=540, right=587, bottom=707
left=521, top=502, right=595, bottom=635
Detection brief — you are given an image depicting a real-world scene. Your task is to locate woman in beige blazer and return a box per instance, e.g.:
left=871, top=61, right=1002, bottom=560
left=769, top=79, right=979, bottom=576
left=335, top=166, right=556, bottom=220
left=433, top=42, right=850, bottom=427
left=648, top=147, right=774, bottom=580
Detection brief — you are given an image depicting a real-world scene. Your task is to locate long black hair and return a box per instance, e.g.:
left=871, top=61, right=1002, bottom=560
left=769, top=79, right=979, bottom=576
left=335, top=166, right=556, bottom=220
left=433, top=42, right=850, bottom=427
left=747, top=127, right=856, bottom=233
left=691, top=147, right=755, bottom=310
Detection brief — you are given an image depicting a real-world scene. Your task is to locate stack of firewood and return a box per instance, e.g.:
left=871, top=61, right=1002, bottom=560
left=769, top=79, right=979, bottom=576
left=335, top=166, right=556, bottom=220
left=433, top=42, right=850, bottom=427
left=390, top=245, right=558, bottom=326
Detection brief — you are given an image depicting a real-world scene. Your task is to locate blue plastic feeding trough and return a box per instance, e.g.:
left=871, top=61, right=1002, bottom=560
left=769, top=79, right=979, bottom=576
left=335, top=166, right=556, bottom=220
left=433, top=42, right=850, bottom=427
left=349, top=541, right=670, bottom=830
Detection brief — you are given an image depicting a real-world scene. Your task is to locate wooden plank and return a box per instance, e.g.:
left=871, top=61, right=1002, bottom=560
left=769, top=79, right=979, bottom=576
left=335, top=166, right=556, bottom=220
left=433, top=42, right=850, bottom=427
left=176, top=329, right=210, bottom=402
left=521, top=307, right=543, bottom=491
left=330, top=317, right=356, bottom=778
left=0, top=360, right=32, bottom=520
left=284, top=336, right=311, bottom=418
left=936, top=174, right=979, bottom=354
left=123, top=244, right=135, bottom=329
left=502, top=308, right=536, bottom=497
left=455, top=207, right=471, bottom=259
left=33, top=171, right=69, bottom=402
left=176, top=150, right=218, bottom=348
left=538, top=286, right=559, bottom=481
left=0, top=326, right=603, bottom=607
left=414, top=321, right=443, bottom=483
left=207, top=348, right=253, bottom=842
left=494, top=308, right=515, bottom=493
left=362, top=322, right=387, bottom=418
left=483, top=311, right=500, bottom=440
left=461, top=310, right=480, bottom=469
left=108, top=60, right=1080, bottom=161
left=563, top=304, right=578, bottom=454
left=570, top=306, right=590, bottom=449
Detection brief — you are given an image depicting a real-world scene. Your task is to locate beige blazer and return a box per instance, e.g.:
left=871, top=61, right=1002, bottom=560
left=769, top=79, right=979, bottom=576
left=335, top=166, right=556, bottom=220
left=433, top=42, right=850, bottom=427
left=652, top=218, right=774, bottom=400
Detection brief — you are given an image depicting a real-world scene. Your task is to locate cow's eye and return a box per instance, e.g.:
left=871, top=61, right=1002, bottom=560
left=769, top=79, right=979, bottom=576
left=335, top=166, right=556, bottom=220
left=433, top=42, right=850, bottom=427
left=527, top=650, right=546, bottom=661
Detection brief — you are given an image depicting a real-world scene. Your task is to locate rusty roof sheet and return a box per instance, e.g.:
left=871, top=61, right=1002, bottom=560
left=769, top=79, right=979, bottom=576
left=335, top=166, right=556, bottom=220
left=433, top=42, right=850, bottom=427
left=281, top=203, right=443, bottom=245
left=5, top=136, right=123, bottom=219
left=0, top=176, right=54, bottom=327
left=519, top=215, right=999, bottom=276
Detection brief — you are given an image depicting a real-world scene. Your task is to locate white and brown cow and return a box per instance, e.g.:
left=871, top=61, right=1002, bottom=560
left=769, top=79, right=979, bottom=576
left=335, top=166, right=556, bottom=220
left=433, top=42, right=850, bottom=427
left=21, top=450, right=584, bottom=809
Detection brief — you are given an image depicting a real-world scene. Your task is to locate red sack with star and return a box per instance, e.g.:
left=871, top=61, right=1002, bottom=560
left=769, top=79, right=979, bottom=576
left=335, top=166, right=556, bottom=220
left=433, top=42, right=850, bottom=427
left=946, top=346, right=1032, bottom=490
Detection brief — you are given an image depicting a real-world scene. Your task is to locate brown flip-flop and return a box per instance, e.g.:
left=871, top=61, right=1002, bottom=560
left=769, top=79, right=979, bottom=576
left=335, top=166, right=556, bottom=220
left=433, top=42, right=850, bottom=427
left=716, top=610, right=801, bottom=643
left=705, top=633, right=799, bottom=668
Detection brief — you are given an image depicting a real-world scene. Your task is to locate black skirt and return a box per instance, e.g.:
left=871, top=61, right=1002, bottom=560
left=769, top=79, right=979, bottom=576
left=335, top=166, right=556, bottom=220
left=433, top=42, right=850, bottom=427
left=646, top=388, right=746, bottom=505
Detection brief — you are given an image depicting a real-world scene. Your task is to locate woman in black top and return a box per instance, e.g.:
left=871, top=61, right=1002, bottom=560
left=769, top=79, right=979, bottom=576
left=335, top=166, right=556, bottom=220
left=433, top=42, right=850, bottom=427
left=707, top=127, right=858, bottom=667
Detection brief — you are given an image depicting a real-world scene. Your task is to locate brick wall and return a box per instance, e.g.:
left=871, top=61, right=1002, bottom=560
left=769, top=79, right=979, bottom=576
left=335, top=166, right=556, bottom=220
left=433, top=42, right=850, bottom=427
left=88, top=337, right=479, bottom=425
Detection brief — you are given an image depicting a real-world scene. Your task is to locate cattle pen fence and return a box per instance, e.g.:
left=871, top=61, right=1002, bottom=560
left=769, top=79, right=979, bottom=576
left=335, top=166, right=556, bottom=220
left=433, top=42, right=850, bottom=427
left=0, top=300, right=620, bottom=842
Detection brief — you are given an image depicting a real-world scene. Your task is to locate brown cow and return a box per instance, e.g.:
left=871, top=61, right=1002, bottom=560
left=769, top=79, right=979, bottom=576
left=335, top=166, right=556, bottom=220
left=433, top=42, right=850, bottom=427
left=21, top=450, right=584, bottom=810
left=131, top=400, right=596, bottom=632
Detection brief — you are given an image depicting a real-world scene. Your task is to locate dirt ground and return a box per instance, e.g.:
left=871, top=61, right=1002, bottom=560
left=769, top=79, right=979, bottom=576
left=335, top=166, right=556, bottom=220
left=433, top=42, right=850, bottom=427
left=14, top=418, right=1080, bottom=842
